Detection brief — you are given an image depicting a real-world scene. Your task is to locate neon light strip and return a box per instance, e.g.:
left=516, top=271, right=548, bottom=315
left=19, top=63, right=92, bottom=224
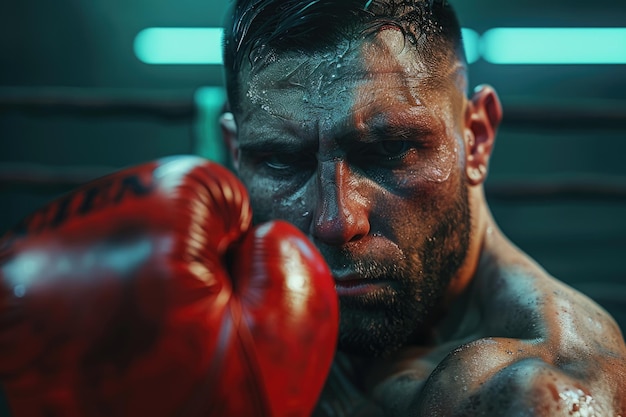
left=134, top=28, right=224, bottom=65
left=461, top=28, right=480, bottom=64
left=482, top=28, right=626, bottom=64
left=134, top=27, right=626, bottom=65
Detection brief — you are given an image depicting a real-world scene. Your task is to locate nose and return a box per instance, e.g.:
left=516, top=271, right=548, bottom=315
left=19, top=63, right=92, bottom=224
left=310, top=160, right=370, bottom=246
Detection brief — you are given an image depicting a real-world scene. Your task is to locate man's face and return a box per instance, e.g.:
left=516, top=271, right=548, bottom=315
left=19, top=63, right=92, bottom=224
left=233, top=29, right=471, bottom=356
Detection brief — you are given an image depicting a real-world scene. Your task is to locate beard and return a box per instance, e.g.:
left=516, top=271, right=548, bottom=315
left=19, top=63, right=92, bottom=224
left=336, top=185, right=471, bottom=357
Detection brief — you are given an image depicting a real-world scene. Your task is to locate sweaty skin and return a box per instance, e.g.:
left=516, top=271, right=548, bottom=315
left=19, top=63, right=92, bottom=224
left=222, top=28, right=626, bottom=416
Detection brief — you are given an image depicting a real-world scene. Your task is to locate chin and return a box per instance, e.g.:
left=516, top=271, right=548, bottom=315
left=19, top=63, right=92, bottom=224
left=336, top=301, right=425, bottom=358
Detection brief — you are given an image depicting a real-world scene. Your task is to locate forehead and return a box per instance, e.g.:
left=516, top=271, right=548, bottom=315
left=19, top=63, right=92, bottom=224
left=238, top=29, right=463, bottom=126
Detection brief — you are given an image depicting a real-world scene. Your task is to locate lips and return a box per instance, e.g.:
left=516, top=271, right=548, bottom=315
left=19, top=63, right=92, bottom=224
left=333, top=273, right=390, bottom=297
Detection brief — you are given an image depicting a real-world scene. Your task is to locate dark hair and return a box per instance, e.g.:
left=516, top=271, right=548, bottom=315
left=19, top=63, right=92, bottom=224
left=222, top=0, right=465, bottom=112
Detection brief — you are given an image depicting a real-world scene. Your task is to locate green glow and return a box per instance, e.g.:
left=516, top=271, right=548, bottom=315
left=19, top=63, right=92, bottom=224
left=461, top=28, right=480, bottom=64
left=134, top=28, right=224, bottom=65
left=482, top=28, right=626, bottom=64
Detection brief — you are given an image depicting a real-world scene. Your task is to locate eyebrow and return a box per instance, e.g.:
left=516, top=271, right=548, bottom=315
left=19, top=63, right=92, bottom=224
left=364, top=123, right=433, bottom=142
left=238, top=136, right=317, bottom=154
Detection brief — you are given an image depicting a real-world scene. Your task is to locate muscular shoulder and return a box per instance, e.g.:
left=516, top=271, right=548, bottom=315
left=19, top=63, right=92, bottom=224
left=473, top=244, right=625, bottom=355
left=415, top=245, right=626, bottom=416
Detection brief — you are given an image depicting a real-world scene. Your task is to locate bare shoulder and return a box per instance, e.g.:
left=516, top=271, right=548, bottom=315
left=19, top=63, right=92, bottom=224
left=416, top=240, right=626, bottom=416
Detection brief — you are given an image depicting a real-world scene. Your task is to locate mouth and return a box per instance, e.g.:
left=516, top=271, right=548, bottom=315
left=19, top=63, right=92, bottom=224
left=333, top=273, right=392, bottom=297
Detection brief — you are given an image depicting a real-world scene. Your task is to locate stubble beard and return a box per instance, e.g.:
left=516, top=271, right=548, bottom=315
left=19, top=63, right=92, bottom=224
left=337, top=185, right=471, bottom=357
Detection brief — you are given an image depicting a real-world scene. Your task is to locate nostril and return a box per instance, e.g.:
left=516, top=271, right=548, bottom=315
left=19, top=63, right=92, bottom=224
left=349, top=232, right=366, bottom=243
left=311, top=211, right=370, bottom=246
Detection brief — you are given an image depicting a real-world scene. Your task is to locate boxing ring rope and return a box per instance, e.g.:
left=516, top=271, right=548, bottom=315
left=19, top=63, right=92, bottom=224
left=502, top=97, right=626, bottom=131
left=0, top=87, right=196, bottom=121
left=2, top=87, right=626, bottom=201
left=0, top=163, right=116, bottom=193
left=485, top=175, right=626, bottom=202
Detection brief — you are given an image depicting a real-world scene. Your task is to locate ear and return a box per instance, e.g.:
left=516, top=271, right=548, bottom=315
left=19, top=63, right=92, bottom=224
left=464, top=85, right=503, bottom=186
left=220, top=111, right=240, bottom=171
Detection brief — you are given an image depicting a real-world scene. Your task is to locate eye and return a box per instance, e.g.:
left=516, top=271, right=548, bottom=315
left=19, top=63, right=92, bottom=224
left=372, top=141, right=411, bottom=158
left=260, top=152, right=316, bottom=177
left=264, top=153, right=301, bottom=170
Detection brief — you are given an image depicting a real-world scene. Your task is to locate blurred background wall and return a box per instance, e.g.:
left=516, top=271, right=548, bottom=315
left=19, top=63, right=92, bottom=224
left=1, top=0, right=625, bottom=345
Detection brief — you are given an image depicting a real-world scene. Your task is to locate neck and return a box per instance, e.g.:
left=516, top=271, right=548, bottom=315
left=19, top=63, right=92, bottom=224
left=443, top=185, right=490, bottom=304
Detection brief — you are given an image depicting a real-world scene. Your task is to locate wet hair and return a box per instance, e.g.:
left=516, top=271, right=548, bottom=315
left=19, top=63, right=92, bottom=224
left=222, top=0, right=466, bottom=112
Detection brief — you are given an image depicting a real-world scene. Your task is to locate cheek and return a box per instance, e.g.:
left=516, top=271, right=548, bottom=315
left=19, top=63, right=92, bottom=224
left=242, top=171, right=311, bottom=228
left=383, top=143, right=462, bottom=203
left=428, top=141, right=461, bottom=184
left=373, top=166, right=465, bottom=241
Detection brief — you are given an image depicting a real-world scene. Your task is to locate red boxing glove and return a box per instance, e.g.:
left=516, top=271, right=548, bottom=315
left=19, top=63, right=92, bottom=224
left=0, top=156, right=339, bottom=417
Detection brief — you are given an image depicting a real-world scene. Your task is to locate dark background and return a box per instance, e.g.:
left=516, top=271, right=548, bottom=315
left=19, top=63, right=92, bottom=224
left=0, top=1, right=625, bottom=411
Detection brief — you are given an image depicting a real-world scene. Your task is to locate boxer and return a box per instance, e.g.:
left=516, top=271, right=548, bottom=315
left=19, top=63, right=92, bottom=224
left=221, top=0, right=626, bottom=415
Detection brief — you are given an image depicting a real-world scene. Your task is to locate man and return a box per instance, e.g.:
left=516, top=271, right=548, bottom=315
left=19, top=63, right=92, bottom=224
left=220, top=0, right=626, bottom=415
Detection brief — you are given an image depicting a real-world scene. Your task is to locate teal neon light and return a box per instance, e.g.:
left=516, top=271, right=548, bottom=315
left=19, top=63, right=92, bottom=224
left=134, top=28, right=224, bottom=64
left=482, top=28, right=626, bottom=64
left=461, top=28, right=480, bottom=64
left=134, top=27, right=626, bottom=65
